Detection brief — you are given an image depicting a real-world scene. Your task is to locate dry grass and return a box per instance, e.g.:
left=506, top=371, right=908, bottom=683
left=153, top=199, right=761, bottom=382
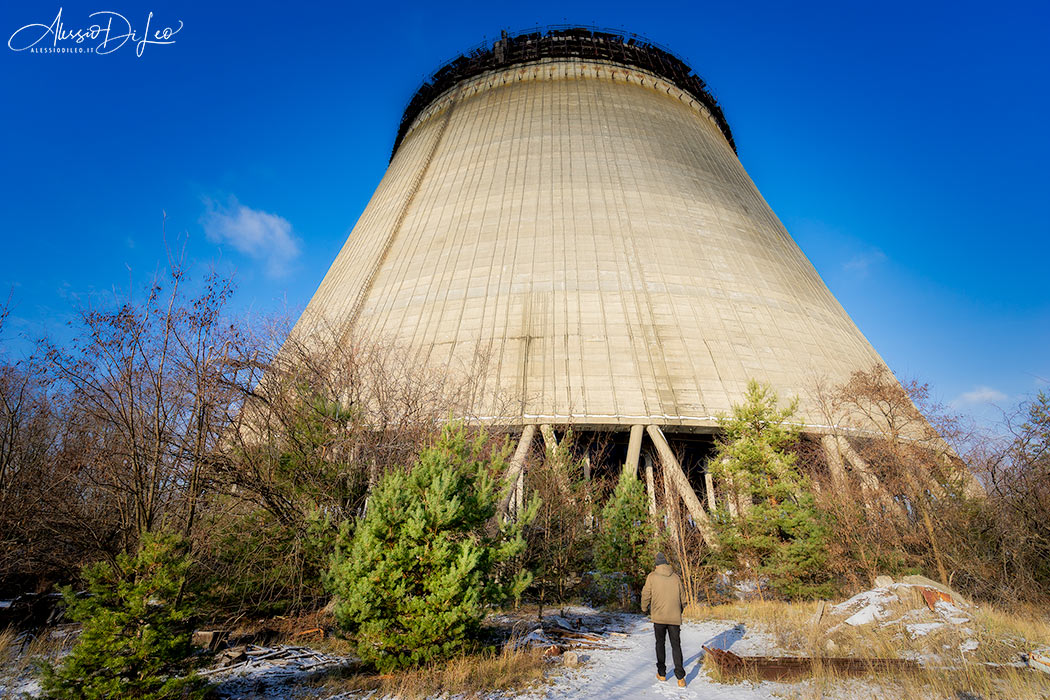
left=0, top=625, right=76, bottom=690
left=688, top=599, right=1050, bottom=699
left=308, top=645, right=548, bottom=699
left=0, top=627, right=13, bottom=658
left=772, top=664, right=1050, bottom=700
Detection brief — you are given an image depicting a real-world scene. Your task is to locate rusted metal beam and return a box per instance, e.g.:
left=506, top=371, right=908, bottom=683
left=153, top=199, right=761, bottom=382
left=702, top=646, right=922, bottom=681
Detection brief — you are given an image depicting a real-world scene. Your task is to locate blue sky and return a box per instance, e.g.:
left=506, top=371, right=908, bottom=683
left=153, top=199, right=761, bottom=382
left=1, top=0, right=1047, bottom=427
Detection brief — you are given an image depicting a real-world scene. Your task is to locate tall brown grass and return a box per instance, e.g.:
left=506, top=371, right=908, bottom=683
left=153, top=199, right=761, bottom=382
left=308, top=645, right=548, bottom=699
left=689, top=600, right=1050, bottom=699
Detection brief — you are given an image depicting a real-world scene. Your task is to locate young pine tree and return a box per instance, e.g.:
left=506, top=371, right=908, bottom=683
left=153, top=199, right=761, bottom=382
left=710, top=380, right=832, bottom=599
left=40, top=532, right=206, bottom=700
left=594, top=467, right=655, bottom=595
left=325, top=423, right=535, bottom=672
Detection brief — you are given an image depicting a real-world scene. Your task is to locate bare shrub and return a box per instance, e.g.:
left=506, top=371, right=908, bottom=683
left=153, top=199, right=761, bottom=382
left=196, top=320, right=511, bottom=615
left=42, top=264, right=248, bottom=543
left=0, top=334, right=75, bottom=592
left=809, top=365, right=1049, bottom=606
left=972, top=391, right=1050, bottom=603
left=665, top=503, right=718, bottom=609
left=0, top=263, right=250, bottom=593
left=520, top=429, right=593, bottom=610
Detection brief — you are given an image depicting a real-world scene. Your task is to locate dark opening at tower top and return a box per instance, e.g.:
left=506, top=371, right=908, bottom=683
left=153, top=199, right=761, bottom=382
left=392, top=26, right=736, bottom=159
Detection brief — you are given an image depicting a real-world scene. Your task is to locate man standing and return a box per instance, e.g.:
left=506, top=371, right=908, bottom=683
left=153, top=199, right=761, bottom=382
left=640, top=552, right=687, bottom=687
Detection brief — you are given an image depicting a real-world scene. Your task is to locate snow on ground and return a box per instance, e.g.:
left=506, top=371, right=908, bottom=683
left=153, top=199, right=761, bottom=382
left=522, top=615, right=787, bottom=700
left=5, top=601, right=989, bottom=699
left=200, top=613, right=813, bottom=699
left=0, top=676, right=41, bottom=699
left=206, top=645, right=360, bottom=699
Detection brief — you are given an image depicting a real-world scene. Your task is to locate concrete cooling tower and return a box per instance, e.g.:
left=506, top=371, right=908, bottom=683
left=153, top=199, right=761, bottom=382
left=289, top=27, right=917, bottom=519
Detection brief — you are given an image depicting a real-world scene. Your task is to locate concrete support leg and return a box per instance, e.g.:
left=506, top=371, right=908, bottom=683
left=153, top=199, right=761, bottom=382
left=626, top=424, right=644, bottom=475
left=583, top=452, right=594, bottom=530
left=725, top=471, right=739, bottom=519
left=643, top=453, right=658, bottom=525
left=540, top=424, right=558, bottom=453
left=499, top=425, right=535, bottom=518
left=704, top=471, right=716, bottom=512
left=662, top=458, right=681, bottom=548
left=835, top=435, right=907, bottom=520
left=647, top=425, right=719, bottom=548
left=712, top=457, right=749, bottom=519
left=539, top=423, right=577, bottom=506
left=819, top=434, right=849, bottom=491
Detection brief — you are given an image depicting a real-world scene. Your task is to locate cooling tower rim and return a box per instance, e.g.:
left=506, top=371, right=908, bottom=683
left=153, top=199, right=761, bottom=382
left=449, top=415, right=945, bottom=442
left=391, top=25, right=736, bottom=161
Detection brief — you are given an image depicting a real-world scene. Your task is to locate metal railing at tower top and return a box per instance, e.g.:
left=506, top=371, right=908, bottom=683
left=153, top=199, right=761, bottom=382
left=389, top=25, right=736, bottom=160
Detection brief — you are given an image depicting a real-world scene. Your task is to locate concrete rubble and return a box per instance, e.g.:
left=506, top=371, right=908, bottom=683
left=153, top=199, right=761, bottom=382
left=824, top=577, right=981, bottom=656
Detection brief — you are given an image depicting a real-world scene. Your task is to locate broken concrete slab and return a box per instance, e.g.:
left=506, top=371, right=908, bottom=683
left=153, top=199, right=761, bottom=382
left=192, top=629, right=228, bottom=651
left=561, top=651, right=589, bottom=667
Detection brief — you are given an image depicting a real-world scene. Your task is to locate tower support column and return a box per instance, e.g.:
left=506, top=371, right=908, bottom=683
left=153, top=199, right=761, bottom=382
left=626, top=424, right=644, bottom=475
left=499, top=424, right=536, bottom=517
left=647, top=425, right=718, bottom=548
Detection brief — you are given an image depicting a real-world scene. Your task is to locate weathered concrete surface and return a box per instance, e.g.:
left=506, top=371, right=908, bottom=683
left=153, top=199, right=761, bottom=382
left=291, top=58, right=886, bottom=430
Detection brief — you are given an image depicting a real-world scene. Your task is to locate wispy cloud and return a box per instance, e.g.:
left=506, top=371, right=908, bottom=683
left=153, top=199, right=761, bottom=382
left=56, top=281, right=78, bottom=301
left=953, top=385, right=1008, bottom=406
left=842, top=248, right=887, bottom=276
left=202, top=197, right=300, bottom=278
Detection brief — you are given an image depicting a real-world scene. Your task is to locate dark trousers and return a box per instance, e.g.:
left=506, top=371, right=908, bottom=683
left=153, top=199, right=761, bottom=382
left=653, top=623, right=685, bottom=679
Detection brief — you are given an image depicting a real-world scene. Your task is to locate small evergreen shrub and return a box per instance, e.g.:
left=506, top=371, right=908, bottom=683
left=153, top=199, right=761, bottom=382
left=40, top=532, right=206, bottom=700
left=594, top=467, right=655, bottom=595
left=325, top=424, right=535, bottom=672
left=710, top=380, right=832, bottom=599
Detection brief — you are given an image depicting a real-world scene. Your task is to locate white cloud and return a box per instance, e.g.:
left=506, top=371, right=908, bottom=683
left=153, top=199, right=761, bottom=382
left=842, top=248, right=887, bottom=276
left=202, top=197, right=300, bottom=278
left=953, top=386, right=1008, bottom=406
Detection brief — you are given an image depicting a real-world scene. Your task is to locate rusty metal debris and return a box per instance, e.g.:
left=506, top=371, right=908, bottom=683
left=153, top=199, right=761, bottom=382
left=919, top=586, right=953, bottom=611
left=702, top=645, right=922, bottom=681
left=1027, top=651, right=1050, bottom=675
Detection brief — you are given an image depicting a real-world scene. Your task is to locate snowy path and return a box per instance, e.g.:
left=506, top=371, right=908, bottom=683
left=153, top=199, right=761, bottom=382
left=529, top=616, right=785, bottom=700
